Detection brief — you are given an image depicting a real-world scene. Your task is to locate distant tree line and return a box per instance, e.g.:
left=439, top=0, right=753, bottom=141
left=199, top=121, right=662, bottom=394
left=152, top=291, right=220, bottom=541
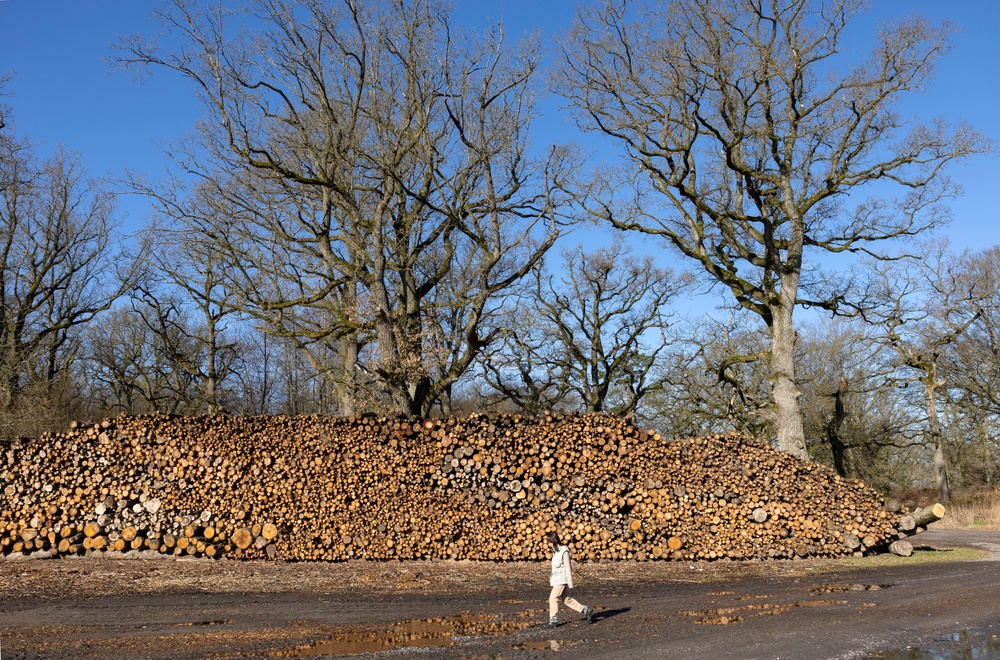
left=1, top=0, right=996, bottom=499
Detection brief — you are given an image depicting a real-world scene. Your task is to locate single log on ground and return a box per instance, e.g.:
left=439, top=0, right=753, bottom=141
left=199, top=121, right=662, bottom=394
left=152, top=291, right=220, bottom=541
left=898, top=503, right=946, bottom=532
left=889, top=540, right=914, bottom=557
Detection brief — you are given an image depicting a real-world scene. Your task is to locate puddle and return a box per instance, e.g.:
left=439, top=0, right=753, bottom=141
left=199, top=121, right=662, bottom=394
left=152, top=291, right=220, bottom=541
left=174, top=620, right=232, bottom=627
left=797, top=600, right=850, bottom=607
left=812, top=584, right=894, bottom=594
left=682, top=599, right=848, bottom=624
left=512, top=639, right=582, bottom=651
left=867, top=629, right=1000, bottom=659
left=271, top=614, right=535, bottom=657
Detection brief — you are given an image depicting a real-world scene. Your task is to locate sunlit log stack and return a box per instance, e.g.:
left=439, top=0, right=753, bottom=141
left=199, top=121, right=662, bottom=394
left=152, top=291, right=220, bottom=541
left=0, top=412, right=930, bottom=562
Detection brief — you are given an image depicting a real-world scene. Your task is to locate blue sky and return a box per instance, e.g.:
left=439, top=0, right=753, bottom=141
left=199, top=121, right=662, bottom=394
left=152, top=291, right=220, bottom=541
left=1, top=0, right=998, bottom=260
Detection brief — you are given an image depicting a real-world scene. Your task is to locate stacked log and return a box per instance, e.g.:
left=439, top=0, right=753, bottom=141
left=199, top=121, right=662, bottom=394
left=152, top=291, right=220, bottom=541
left=0, top=412, right=925, bottom=562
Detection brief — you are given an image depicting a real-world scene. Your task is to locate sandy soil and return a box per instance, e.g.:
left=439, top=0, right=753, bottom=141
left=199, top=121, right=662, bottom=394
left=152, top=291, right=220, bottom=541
left=1, top=529, right=998, bottom=660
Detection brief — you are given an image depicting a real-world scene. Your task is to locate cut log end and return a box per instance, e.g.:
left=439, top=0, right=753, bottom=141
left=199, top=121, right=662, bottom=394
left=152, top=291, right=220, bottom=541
left=889, top=540, right=914, bottom=557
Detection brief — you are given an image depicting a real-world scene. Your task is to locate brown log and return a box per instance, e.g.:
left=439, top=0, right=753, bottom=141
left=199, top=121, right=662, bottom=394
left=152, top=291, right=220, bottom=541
left=909, top=503, right=946, bottom=528
left=889, top=540, right=913, bottom=557
left=232, top=528, right=253, bottom=550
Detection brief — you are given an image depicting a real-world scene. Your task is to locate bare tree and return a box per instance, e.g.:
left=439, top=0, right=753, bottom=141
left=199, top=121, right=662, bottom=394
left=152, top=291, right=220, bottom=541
left=943, top=247, right=1000, bottom=418
left=116, top=0, right=578, bottom=417
left=85, top=306, right=173, bottom=414
left=642, top=308, right=773, bottom=438
left=0, top=75, right=9, bottom=131
left=0, top=133, right=134, bottom=436
left=796, top=318, right=921, bottom=481
left=862, top=243, right=991, bottom=501
left=483, top=239, right=688, bottom=415
left=557, top=0, right=989, bottom=458
left=798, top=320, right=862, bottom=476
left=933, top=247, right=1000, bottom=488
left=478, top=299, right=577, bottom=416
left=135, top=208, right=243, bottom=413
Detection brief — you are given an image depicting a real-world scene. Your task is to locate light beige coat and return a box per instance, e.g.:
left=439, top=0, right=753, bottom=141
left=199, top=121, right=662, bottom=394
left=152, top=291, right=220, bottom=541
left=549, top=544, right=574, bottom=588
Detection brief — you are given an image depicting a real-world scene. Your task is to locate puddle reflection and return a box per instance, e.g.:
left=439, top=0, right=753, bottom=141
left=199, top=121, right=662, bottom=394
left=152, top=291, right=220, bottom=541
left=682, top=599, right=848, bottom=624
left=174, top=619, right=233, bottom=627
left=271, top=613, right=535, bottom=657
left=512, top=639, right=581, bottom=651
left=812, top=583, right=894, bottom=594
left=867, top=630, right=1000, bottom=659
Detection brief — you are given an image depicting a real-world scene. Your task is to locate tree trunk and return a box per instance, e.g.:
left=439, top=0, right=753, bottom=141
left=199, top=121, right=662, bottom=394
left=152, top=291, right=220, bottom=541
left=924, top=375, right=950, bottom=503
left=204, top=321, right=220, bottom=414
left=933, top=441, right=950, bottom=503
left=769, top=301, right=809, bottom=460
left=257, top=332, right=273, bottom=414
left=438, top=383, right=453, bottom=417
left=826, top=378, right=847, bottom=477
left=982, top=420, right=994, bottom=487
left=412, top=377, right=432, bottom=418
left=1, top=370, right=20, bottom=417
left=338, top=331, right=357, bottom=417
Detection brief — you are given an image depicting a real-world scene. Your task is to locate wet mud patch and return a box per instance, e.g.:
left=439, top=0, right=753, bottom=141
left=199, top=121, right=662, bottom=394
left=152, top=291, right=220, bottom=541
left=812, top=583, right=893, bottom=594
left=682, top=599, right=849, bottom=624
left=866, top=629, right=1000, bottom=659
left=512, top=639, right=584, bottom=651
left=269, top=613, right=537, bottom=657
left=173, top=619, right=234, bottom=627
left=0, top=623, right=316, bottom=659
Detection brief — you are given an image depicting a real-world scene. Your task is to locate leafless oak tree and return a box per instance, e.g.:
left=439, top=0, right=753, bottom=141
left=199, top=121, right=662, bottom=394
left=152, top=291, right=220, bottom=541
left=133, top=216, right=242, bottom=414
left=796, top=318, right=921, bottom=482
left=483, top=239, right=688, bottom=415
left=642, top=308, right=774, bottom=438
left=0, top=134, right=134, bottom=436
left=944, top=247, right=1000, bottom=425
left=862, top=243, right=992, bottom=502
left=557, top=0, right=989, bottom=458
left=116, top=0, right=578, bottom=417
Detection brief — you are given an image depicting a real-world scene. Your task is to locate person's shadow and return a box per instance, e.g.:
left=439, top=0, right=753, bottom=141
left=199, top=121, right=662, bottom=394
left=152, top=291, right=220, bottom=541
left=590, top=607, right=630, bottom=623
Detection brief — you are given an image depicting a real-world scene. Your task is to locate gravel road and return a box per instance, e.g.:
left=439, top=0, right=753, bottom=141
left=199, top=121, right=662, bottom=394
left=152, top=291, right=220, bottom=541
left=1, top=528, right=998, bottom=659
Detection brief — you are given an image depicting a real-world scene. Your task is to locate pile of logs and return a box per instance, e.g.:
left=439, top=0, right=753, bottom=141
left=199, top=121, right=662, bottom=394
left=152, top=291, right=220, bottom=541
left=0, top=412, right=939, bottom=562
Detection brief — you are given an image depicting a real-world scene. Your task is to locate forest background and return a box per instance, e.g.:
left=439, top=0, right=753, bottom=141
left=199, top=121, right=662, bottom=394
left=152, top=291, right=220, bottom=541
left=1, top=0, right=999, bottom=502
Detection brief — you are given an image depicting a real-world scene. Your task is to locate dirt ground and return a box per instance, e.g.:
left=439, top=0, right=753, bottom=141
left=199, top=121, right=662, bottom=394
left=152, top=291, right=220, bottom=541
left=1, top=529, right=999, bottom=660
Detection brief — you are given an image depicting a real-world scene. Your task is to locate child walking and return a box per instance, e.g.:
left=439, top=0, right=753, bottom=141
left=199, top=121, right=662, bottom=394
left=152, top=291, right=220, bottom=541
left=546, top=531, right=594, bottom=627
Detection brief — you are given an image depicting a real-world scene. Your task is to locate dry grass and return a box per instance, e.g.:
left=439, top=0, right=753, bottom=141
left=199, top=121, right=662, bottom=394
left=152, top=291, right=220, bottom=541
left=932, top=488, right=1000, bottom=530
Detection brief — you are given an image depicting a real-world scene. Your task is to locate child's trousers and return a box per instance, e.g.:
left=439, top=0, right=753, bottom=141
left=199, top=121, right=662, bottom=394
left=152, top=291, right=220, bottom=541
left=549, top=584, right=586, bottom=619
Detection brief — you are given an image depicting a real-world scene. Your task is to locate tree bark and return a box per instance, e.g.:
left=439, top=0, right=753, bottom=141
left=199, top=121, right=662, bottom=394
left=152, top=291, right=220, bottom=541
left=337, top=278, right=359, bottom=417
left=925, top=374, right=950, bottom=503
left=827, top=378, right=848, bottom=477
left=339, top=332, right=358, bottom=417
left=769, top=299, right=809, bottom=460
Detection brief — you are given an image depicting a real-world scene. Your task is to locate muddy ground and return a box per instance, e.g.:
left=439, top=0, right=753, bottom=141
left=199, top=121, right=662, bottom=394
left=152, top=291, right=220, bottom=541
left=1, top=529, right=999, bottom=660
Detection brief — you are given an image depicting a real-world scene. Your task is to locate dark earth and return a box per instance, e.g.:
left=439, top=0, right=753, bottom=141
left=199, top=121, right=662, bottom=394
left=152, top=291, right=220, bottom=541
left=1, top=529, right=999, bottom=659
